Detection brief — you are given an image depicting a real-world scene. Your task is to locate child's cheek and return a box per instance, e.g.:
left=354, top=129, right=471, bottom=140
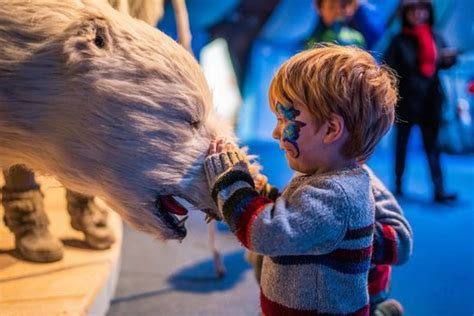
left=282, top=124, right=300, bottom=158
left=284, top=142, right=299, bottom=159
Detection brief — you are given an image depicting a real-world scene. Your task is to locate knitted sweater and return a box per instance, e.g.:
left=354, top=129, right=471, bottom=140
left=251, top=166, right=414, bottom=307
left=245, top=166, right=414, bottom=309
left=205, top=152, right=375, bottom=315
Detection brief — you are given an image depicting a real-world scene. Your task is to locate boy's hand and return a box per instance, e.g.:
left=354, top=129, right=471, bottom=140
left=208, top=138, right=265, bottom=190
left=205, top=137, right=251, bottom=194
left=208, top=137, right=238, bottom=155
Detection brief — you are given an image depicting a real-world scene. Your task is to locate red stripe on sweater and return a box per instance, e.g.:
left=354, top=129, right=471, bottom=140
left=261, top=291, right=369, bottom=316
left=382, top=225, right=398, bottom=264
left=368, top=264, right=391, bottom=296
left=235, top=196, right=272, bottom=248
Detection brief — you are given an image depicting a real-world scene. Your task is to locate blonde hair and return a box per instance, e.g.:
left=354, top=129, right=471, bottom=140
left=269, top=44, right=398, bottom=161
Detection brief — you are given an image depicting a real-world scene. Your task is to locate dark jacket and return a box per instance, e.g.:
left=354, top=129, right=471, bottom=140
left=384, top=32, right=454, bottom=124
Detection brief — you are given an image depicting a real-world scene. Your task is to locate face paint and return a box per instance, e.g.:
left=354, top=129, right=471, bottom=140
left=276, top=103, right=307, bottom=158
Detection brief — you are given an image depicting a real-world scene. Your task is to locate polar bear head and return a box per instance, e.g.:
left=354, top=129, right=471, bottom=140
left=0, top=0, right=235, bottom=240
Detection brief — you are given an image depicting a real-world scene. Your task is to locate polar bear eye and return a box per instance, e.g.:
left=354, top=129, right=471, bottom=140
left=94, top=35, right=105, bottom=48
left=190, top=121, right=201, bottom=129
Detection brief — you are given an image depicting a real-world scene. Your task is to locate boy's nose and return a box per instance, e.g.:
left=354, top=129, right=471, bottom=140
left=272, top=127, right=280, bottom=140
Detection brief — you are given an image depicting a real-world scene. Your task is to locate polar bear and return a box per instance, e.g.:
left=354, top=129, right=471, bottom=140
left=0, top=0, right=232, bottom=252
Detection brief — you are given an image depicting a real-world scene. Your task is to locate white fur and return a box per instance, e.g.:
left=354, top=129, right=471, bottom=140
left=0, top=0, right=233, bottom=239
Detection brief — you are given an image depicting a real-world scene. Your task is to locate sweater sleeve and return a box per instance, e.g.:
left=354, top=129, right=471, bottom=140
left=364, top=165, right=413, bottom=265
left=205, top=152, right=348, bottom=257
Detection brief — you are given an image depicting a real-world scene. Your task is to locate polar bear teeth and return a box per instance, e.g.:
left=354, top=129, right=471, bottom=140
left=175, top=215, right=189, bottom=227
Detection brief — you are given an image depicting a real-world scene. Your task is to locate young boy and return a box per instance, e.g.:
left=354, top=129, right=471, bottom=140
left=248, top=165, right=413, bottom=316
left=204, top=45, right=398, bottom=315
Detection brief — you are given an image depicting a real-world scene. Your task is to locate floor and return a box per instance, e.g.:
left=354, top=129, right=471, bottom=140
left=108, top=136, right=474, bottom=316
left=0, top=177, right=122, bottom=316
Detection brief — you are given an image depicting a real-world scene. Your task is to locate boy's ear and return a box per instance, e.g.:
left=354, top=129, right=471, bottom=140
left=323, top=114, right=345, bottom=144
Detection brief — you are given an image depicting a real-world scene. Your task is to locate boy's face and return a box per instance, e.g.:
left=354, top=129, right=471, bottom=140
left=272, top=101, right=326, bottom=174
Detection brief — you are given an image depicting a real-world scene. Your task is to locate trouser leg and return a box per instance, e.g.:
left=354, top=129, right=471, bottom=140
left=395, top=123, right=412, bottom=193
left=419, top=122, right=444, bottom=195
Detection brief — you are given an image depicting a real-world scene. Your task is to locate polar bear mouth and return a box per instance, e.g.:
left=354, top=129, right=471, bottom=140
left=155, top=195, right=189, bottom=239
left=154, top=195, right=222, bottom=239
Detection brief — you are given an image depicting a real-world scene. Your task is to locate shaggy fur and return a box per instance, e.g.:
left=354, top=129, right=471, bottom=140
left=0, top=0, right=233, bottom=240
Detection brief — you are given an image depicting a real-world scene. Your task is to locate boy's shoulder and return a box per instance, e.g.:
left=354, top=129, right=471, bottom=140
left=290, top=166, right=371, bottom=200
left=307, top=166, right=369, bottom=185
left=284, top=167, right=373, bottom=225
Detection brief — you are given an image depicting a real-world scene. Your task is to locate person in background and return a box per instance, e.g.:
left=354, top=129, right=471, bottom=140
left=384, top=0, right=458, bottom=203
left=306, top=0, right=367, bottom=49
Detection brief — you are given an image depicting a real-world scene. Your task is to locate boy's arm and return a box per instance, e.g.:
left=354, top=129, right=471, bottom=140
left=364, top=166, right=413, bottom=265
left=205, top=152, right=347, bottom=257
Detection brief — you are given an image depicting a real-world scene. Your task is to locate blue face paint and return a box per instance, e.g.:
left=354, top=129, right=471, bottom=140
left=276, top=103, right=307, bottom=158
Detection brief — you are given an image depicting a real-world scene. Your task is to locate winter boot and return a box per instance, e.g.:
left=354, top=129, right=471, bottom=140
left=66, top=190, right=115, bottom=250
left=2, top=187, right=64, bottom=262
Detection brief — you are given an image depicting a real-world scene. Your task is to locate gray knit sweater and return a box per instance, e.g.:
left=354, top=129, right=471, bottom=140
left=205, top=152, right=375, bottom=315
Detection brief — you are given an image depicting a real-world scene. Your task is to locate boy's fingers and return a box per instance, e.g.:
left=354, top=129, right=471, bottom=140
left=216, top=139, right=225, bottom=153
left=209, top=140, right=217, bottom=154
left=225, top=142, right=236, bottom=151
left=209, top=137, right=238, bottom=154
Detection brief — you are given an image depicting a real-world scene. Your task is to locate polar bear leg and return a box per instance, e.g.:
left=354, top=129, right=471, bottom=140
left=66, top=190, right=115, bottom=250
left=2, top=165, right=63, bottom=262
